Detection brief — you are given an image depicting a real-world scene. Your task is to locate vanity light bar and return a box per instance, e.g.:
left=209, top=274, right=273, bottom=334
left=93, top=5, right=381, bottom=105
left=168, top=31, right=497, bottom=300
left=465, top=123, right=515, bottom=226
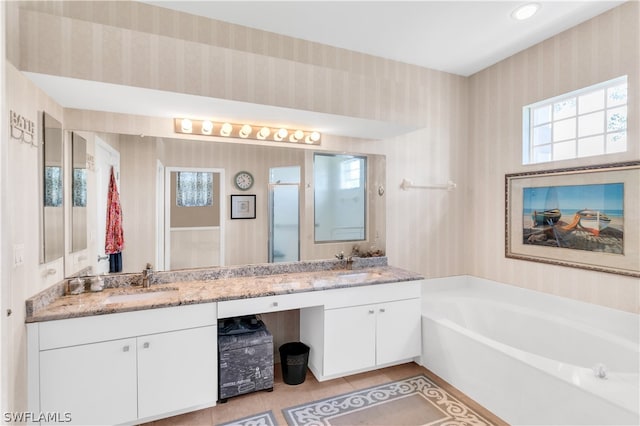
left=173, top=118, right=321, bottom=145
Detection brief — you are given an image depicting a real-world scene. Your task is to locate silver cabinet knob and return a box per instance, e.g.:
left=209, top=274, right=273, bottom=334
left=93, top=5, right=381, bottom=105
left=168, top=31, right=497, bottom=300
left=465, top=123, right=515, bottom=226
left=379, top=308, right=386, bottom=313
left=272, top=301, right=279, bottom=307
left=143, top=342, right=150, bottom=349
left=368, top=309, right=375, bottom=314
left=123, top=345, right=130, bottom=352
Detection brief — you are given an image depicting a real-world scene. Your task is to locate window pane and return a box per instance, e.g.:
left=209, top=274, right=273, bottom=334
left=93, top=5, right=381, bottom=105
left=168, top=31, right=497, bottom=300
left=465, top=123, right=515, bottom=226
left=177, top=172, right=213, bottom=207
left=73, top=168, right=87, bottom=207
left=577, top=135, right=604, bottom=158
left=44, top=166, right=63, bottom=207
left=533, top=105, right=551, bottom=125
left=523, top=76, right=627, bottom=165
left=553, top=118, right=576, bottom=142
left=606, top=132, right=627, bottom=153
left=532, top=145, right=551, bottom=163
left=340, top=158, right=363, bottom=189
left=607, top=106, right=627, bottom=132
left=578, top=89, right=604, bottom=114
left=532, top=124, right=551, bottom=146
left=607, top=84, right=627, bottom=107
left=553, top=140, right=575, bottom=160
left=578, top=111, right=604, bottom=137
left=553, top=98, right=576, bottom=120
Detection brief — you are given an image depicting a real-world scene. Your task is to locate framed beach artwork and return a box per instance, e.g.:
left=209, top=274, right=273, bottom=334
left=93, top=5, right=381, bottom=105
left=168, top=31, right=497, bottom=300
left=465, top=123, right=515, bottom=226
left=505, top=162, right=640, bottom=277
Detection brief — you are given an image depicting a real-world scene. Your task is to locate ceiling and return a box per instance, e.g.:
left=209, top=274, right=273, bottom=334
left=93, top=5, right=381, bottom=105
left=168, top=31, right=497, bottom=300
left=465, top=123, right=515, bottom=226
left=26, top=1, right=625, bottom=140
left=141, top=1, right=624, bottom=77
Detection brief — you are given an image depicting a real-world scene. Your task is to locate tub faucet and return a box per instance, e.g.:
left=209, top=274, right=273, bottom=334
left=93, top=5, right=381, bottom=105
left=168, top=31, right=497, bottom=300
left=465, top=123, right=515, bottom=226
left=142, top=263, right=153, bottom=288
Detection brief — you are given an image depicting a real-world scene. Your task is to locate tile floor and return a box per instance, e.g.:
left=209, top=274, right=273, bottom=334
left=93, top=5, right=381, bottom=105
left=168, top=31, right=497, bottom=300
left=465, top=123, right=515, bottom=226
left=146, top=362, right=508, bottom=426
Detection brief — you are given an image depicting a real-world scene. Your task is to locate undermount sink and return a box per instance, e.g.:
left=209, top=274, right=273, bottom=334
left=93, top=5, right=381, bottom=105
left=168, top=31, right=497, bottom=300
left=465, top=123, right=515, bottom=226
left=337, top=272, right=374, bottom=281
left=103, top=287, right=179, bottom=305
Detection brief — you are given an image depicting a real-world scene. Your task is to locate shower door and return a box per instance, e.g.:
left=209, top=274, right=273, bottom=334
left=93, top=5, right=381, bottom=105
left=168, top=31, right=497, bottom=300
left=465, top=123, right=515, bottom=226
left=268, top=167, right=300, bottom=263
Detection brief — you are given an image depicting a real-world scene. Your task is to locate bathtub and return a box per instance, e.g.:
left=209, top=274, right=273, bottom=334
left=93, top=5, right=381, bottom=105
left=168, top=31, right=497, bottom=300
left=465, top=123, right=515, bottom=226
left=420, top=276, right=639, bottom=426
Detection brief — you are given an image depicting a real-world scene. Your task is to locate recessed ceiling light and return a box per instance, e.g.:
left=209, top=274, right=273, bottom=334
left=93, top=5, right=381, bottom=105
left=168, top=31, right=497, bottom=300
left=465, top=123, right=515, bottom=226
left=511, top=3, right=540, bottom=21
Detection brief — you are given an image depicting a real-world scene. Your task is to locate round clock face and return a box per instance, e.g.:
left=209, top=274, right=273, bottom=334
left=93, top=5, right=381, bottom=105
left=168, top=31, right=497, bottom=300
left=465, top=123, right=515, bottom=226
left=234, top=171, right=254, bottom=190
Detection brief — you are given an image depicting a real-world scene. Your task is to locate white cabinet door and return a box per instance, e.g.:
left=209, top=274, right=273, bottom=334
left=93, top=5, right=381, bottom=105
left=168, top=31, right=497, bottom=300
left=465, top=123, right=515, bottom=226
left=137, top=326, right=217, bottom=419
left=39, top=338, right=137, bottom=425
left=376, top=298, right=421, bottom=365
left=324, top=305, right=376, bottom=376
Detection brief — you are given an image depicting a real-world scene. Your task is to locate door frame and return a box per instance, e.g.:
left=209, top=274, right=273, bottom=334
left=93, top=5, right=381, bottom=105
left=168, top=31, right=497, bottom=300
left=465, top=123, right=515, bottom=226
left=94, top=137, right=120, bottom=275
left=164, top=167, right=225, bottom=268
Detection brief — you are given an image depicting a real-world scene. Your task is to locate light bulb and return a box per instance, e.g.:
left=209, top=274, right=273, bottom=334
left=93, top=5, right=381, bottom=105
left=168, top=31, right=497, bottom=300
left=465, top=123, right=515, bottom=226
left=274, top=128, right=288, bottom=141
left=220, top=122, right=233, bottom=137
left=181, top=118, right=192, bottom=133
left=305, top=131, right=321, bottom=144
left=257, top=127, right=271, bottom=140
left=201, top=120, right=213, bottom=135
left=239, top=124, right=252, bottom=138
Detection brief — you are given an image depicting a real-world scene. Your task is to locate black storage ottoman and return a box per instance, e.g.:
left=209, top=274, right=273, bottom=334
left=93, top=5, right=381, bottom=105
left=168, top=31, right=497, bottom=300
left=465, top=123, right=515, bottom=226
left=218, top=329, right=274, bottom=401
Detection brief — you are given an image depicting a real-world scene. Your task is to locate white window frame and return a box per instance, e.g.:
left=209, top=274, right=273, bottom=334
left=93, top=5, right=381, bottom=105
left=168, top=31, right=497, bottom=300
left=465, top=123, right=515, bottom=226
left=523, top=75, right=627, bottom=165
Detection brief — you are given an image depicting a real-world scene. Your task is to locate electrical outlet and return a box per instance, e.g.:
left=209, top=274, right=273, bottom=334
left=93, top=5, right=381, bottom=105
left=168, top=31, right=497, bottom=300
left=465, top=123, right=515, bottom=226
left=13, top=244, right=25, bottom=267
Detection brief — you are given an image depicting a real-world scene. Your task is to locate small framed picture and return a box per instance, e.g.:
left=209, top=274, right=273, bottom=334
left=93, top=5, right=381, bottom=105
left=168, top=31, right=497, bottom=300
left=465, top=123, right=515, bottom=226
left=230, top=195, right=256, bottom=219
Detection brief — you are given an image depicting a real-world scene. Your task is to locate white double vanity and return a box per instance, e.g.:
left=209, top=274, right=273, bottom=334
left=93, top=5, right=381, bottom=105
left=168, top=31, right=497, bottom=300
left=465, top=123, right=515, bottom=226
left=26, top=260, right=422, bottom=425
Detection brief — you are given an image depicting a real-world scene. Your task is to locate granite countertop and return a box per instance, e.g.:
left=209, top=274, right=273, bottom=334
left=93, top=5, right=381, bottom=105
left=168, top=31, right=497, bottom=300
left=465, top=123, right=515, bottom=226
left=26, top=259, right=423, bottom=323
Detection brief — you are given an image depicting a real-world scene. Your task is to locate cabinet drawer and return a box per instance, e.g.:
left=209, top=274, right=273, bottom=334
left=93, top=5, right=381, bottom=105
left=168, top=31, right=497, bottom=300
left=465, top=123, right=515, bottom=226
left=217, top=291, right=323, bottom=318
left=39, top=303, right=217, bottom=350
left=323, top=281, right=421, bottom=310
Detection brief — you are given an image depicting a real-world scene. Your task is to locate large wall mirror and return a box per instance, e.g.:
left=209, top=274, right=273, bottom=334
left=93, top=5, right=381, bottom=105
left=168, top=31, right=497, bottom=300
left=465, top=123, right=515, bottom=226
left=71, top=132, right=88, bottom=252
left=67, top=132, right=385, bottom=274
left=314, top=153, right=366, bottom=242
left=40, top=112, right=64, bottom=263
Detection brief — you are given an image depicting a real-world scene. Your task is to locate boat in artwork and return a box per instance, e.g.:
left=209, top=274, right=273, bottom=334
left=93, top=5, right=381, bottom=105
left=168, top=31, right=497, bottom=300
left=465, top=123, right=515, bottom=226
left=577, top=209, right=611, bottom=233
left=531, top=209, right=561, bottom=226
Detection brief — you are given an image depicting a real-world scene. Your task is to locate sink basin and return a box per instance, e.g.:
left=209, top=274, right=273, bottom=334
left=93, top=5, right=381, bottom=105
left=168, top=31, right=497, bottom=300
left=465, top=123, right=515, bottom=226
left=337, top=272, right=373, bottom=281
left=103, top=287, right=178, bottom=305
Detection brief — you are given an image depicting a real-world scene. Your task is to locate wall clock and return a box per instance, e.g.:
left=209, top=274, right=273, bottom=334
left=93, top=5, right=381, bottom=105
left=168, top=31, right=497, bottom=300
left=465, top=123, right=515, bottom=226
left=234, top=171, right=254, bottom=191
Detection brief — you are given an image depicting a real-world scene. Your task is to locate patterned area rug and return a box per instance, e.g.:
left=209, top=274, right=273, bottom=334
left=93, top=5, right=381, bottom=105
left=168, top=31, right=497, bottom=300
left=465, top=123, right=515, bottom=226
left=217, top=410, right=277, bottom=426
left=282, top=374, right=495, bottom=426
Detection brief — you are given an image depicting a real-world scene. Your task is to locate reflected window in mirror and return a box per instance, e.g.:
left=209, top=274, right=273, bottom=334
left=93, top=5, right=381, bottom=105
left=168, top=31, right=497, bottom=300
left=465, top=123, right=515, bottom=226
left=176, top=172, right=213, bottom=207
left=314, top=153, right=366, bottom=242
left=41, top=112, right=65, bottom=263
left=71, top=133, right=88, bottom=252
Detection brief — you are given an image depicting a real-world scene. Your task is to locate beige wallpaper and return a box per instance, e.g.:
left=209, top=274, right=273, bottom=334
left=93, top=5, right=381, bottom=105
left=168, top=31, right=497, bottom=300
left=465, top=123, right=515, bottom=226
left=4, top=63, right=66, bottom=414
left=467, top=2, right=640, bottom=313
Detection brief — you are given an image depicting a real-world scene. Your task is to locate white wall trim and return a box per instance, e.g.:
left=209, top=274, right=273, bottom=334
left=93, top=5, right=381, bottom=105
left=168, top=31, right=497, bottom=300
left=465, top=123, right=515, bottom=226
left=169, top=226, right=220, bottom=232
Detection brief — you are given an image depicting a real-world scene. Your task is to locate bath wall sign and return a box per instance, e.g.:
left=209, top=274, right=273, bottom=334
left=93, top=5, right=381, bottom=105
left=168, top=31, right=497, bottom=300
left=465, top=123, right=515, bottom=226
left=505, top=161, right=640, bottom=277
left=10, top=110, right=36, bottom=146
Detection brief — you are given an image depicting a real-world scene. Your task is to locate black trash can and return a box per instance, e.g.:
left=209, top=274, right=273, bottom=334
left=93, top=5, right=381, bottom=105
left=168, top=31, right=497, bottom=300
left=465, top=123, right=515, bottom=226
left=279, top=342, right=310, bottom=385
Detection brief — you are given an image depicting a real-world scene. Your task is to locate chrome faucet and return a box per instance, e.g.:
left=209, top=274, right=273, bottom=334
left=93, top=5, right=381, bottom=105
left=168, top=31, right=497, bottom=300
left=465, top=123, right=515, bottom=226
left=142, top=263, right=153, bottom=288
left=335, top=251, right=354, bottom=269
